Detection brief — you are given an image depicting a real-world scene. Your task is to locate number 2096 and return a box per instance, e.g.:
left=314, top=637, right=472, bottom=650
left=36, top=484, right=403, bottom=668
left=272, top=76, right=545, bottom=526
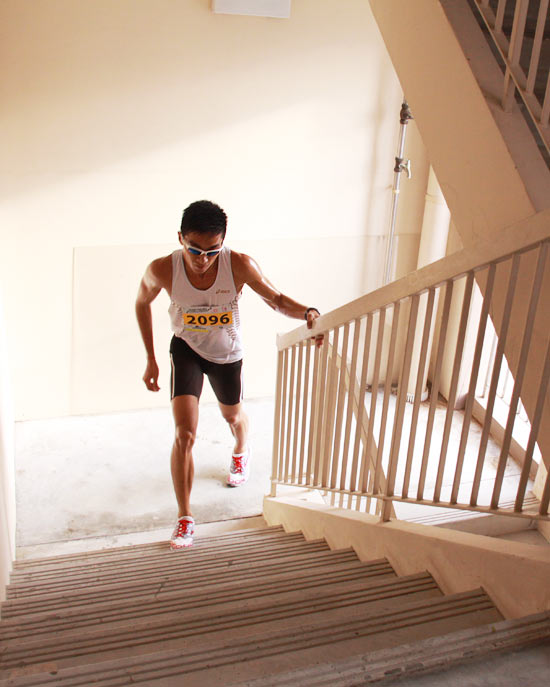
left=183, top=312, right=232, bottom=326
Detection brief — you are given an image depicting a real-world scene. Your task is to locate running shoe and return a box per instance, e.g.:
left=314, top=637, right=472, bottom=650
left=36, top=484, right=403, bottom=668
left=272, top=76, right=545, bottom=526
left=170, top=515, right=194, bottom=550
left=227, top=446, right=250, bottom=487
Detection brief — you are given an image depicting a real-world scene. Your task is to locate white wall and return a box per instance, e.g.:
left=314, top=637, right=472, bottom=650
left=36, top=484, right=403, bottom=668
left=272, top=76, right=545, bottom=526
left=1, top=0, right=429, bottom=420
left=0, top=293, right=16, bottom=599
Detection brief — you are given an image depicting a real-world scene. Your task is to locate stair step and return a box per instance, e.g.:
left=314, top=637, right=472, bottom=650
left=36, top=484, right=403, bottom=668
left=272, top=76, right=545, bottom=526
left=7, top=537, right=330, bottom=599
left=226, top=610, right=550, bottom=686
left=9, top=529, right=306, bottom=587
left=0, top=589, right=502, bottom=686
left=2, top=547, right=365, bottom=618
left=11, top=525, right=289, bottom=575
left=0, top=558, right=395, bottom=641
left=0, top=572, right=443, bottom=673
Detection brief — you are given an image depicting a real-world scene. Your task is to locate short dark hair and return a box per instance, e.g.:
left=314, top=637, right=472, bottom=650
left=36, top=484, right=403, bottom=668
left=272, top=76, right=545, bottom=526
left=180, top=200, right=227, bottom=239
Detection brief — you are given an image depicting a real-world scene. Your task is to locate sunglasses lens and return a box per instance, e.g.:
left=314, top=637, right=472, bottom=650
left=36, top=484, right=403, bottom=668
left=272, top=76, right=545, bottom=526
left=185, top=243, right=221, bottom=257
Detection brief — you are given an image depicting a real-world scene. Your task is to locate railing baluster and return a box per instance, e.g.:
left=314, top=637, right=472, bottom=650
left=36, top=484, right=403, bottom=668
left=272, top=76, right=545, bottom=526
left=491, top=242, right=549, bottom=509
left=509, top=0, right=529, bottom=68
left=339, top=319, right=361, bottom=504
left=481, top=330, right=498, bottom=399
left=278, top=348, right=289, bottom=482
left=495, top=0, right=507, bottom=33
left=365, top=466, right=374, bottom=513
left=452, top=265, right=496, bottom=503
left=298, top=340, right=312, bottom=484
left=381, top=295, right=419, bottom=521
left=321, top=329, right=340, bottom=487
left=503, top=0, right=528, bottom=110
left=330, top=323, right=350, bottom=490
left=375, top=302, right=401, bottom=509
left=417, top=281, right=454, bottom=500
left=349, top=314, right=374, bottom=494
left=358, top=317, right=378, bottom=494
left=271, top=349, right=284, bottom=495
left=312, top=337, right=330, bottom=486
left=305, top=344, right=321, bottom=484
left=527, top=0, right=549, bottom=95
left=515, top=337, right=550, bottom=511
left=403, top=288, right=436, bottom=498
left=283, top=345, right=297, bottom=481
left=369, top=309, right=387, bottom=493
left=471, top=254, right=520, bottom=506
left=540, top=467, right=550, bottom=516
left=434, top=272, right=474, bottom=503
left=542, top=71, right=550, bottom=127
left=290, top=341, right=304, bottom=483
left=358, top=444, right=369, bottom=506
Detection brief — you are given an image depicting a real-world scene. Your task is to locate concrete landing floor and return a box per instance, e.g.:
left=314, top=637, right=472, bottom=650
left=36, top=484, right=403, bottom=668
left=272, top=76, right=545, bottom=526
left=389, top=638, right=550, bottom=686
left=16, top=398, right=274, bottom=549
left=15, top=393, right=547, bottom=557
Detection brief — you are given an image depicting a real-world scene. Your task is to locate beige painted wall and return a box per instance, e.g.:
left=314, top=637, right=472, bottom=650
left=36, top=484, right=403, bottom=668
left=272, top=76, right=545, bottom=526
left=1, top=0, right=430, bottom=421
left=0, top=294, right=16, bottom=600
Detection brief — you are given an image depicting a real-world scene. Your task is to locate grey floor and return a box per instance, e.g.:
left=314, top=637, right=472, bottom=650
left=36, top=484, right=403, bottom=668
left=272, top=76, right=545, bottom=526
left=15, top=392, right=547, bottom=554
left=388, top=639, right=550, bottom=686
left=15, top=398, right=274, bottom=548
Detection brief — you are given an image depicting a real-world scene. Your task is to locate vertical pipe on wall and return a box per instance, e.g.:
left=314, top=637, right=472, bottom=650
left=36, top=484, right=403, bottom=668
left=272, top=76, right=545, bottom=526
left=383, top=101, right=413, bottom=286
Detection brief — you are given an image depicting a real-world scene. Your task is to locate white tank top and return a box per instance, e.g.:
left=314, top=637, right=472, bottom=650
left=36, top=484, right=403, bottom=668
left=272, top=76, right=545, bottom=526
left=168, top=246, right=243, bottom=363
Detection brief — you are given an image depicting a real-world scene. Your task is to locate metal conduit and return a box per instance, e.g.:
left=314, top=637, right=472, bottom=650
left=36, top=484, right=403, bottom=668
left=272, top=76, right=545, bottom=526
left=383, top=100, right=413, bottom=286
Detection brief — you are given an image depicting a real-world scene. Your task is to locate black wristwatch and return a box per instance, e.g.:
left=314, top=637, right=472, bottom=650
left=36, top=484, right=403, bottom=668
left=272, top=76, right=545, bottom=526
left=304, top=307, right=320, bottom=320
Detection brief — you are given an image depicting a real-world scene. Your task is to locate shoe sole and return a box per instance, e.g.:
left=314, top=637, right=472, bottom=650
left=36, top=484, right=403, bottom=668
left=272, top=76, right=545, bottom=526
left=227, top=476, right=249, bottom=487
left=170, top=540, right=193, bottom=550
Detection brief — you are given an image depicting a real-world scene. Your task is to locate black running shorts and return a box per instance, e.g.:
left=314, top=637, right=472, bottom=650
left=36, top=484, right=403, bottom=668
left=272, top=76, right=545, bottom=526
left=169, top=336, right=243, bottom=406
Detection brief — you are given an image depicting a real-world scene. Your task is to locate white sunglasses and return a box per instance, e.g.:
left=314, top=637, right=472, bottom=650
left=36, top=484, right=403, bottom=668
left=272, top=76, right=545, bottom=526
left=182, top=238, right=223, bottom=258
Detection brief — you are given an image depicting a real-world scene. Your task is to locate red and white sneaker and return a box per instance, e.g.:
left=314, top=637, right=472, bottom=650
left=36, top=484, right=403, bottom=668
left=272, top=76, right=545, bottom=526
left=170, top=516, right=194, bottom=550
left=227, top=447, right=250, bottom=487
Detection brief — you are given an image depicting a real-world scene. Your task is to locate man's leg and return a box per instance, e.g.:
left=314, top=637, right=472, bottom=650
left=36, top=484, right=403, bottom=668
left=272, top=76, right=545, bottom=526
left=218, top=401, right=249, bottom=454
left=171, top=394, right=199, bottom=517
left=220, top=401, right=251, bottom=486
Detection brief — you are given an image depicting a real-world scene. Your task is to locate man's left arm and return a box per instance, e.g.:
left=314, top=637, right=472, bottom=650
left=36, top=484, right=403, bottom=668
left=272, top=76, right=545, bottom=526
left=233, top=253, right=323, bottom=340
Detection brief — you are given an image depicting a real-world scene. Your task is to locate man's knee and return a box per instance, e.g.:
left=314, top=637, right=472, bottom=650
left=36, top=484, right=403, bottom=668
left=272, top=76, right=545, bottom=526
left=174, top=426, right=196, bottom=454
left=221, top=406, right=241, bottom=426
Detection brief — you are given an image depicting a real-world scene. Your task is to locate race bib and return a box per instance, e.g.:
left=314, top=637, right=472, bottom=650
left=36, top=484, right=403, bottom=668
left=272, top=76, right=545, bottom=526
left=182, top=307, right=233, bottom=332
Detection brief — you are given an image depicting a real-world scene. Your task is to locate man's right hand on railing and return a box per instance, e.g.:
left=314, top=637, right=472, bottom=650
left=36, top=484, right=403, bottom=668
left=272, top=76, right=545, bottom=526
left=306, top=307, right=324, bottom=348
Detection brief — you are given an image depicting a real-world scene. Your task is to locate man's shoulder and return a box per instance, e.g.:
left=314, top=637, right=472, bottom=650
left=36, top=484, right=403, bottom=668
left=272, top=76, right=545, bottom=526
left=230, top=250, right=260, bottom=283
left=148, top=253, right=174, bottom=287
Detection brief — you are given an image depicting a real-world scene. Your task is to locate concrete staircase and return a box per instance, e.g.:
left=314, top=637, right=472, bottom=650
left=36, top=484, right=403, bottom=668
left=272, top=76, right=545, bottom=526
left=1, top=525, right=549, bottom=686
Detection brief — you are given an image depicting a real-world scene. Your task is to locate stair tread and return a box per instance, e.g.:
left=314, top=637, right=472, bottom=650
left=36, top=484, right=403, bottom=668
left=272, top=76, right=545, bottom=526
left=2, top=548, right=372, bottom=617
left=7, top=538, right=333, bottom=598
left=11, top=526, right=293, bottom=575
left=225, top=610, right=550, bottom=687
left=2, top=571, right=442, bottom=655
left=0, top=588, right=503, bottom=685
left=9, top=532, right=314, bottom=587
left=0, top=566, right=418, bottom=643
left=12, top=525, right=286, bottom=571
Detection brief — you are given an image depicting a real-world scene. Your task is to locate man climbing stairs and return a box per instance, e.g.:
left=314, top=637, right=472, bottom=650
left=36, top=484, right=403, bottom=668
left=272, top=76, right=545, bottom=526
left=1, top=524, right=549, bottom=686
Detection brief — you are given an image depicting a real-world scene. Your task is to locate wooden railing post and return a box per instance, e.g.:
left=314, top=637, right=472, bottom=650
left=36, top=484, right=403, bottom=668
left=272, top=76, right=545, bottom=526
left=270, top=348, right=284, bottom=496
